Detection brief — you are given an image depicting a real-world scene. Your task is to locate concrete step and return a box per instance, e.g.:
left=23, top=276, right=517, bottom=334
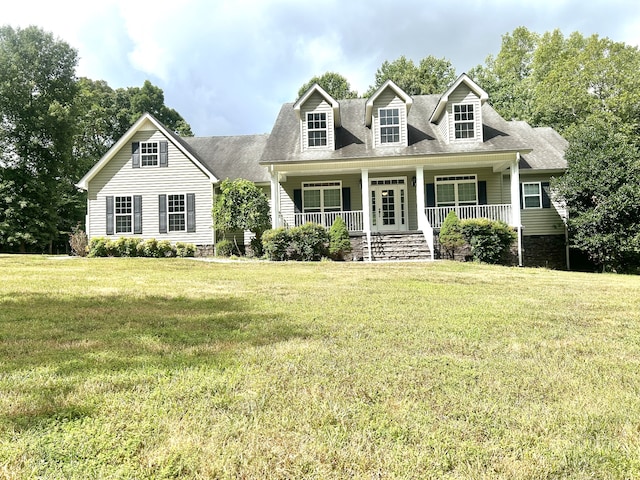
left=364, top=232, right=432, bottom=261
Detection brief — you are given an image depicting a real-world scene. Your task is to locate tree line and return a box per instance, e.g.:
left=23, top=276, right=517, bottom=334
left=299, top=27, right=640, bottom=272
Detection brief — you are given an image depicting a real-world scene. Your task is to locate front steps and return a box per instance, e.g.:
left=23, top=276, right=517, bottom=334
left=362, top=232, right=432, bottom=261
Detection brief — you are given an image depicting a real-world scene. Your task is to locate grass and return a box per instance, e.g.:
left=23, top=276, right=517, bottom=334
left=1, top=255, right=639, bottom=479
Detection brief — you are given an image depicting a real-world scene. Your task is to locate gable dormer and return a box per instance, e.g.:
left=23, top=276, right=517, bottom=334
left=293, top=84, right=341, bottom=152
left=430, top=73, right=488, bottom=144
left=365, top=80, right=412, bottom=148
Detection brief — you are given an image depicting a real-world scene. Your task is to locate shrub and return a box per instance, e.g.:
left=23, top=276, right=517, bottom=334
left=329, top=216, right=352, bottom=260
left=175, top=242, right=196, bottom=258
left=69, top=225, right=88, bottom=257
left=249, top=236, right=264, bottom=258
left=88, top=237, right=108, bottom=257
left=289, top=222, right=329, bottom=261
left=157, top=240, right=175, bottom=257
left=262, top=228, right=291, bottom=261
left=439, top=211, right=465, bottom=259
left=215, top=239, right=234, bottom=257
left=460, top=219, right=517, bottom=264
left=142, top=238, right=159, bottom=257
left=115, top=237, right=142, bottom=257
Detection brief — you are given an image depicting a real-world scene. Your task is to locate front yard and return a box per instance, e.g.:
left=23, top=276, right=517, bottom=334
left=0, top=256, right=639, bottom=478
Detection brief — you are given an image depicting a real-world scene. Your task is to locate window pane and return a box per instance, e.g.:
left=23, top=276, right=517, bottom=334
left=437, top=184, right=455, bottom=204
left=115, top=216, right=131, bottom=233
left=457, top=182, right=477, bottom=203
left=523, top=183, right=540, bottom=195
left=169, top=213, right=185, bottom=231
left=303, top=190, right=321, bottom=210
left=525, top=196, right=541, bottom=208
left=323, top=188, right=341, bottom=210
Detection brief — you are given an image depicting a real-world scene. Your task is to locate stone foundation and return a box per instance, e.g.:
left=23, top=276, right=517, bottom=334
left=522, top=235, right=567, bottom=270
left=196, top=245, right=215, bottom=257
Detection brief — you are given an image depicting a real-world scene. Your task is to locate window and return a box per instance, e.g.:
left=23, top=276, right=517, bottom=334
left=115, top=196, right=132, bottom=233
left=453, top=104, right=475, bottom=139
left=435, top=175, right=477, bottom=206
left=522, top=182, right=542, bottom=209
left=168, top=194, right=186, bottom=231
left=141, top=141, right=159, bottom=166
left=379, top=108, right=400, bottom=144
left=302, top=181, right=342, bottom=212
left=307, top=112, right=327, bottom=147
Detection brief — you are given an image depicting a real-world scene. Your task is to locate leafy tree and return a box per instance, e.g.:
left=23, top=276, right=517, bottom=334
left=0, top=25, right=78, bottom=252
left=553, top=114, right=640, bottom=273
left=365, top=55, right=456, bottom=97
left=297, top=72, right=358, bottom=100
left=212, top=179, right=271, bottom=255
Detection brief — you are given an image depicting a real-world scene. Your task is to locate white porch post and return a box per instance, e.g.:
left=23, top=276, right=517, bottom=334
left=511, top=154, right=523, bottom=267
left=270, top=171, right=280, bottom=229
left=361, top=169, right=372, bottom=261
left=415, top=166, right=425, bottom=231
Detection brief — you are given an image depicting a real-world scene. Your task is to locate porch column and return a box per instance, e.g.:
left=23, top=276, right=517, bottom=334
left=415, top=166, right=425, bottom=231
left=511, top=154, right=523, bottom=266
left=270, top=171, right=280, bottom=229
left=361, top=168, right=370, bottom=233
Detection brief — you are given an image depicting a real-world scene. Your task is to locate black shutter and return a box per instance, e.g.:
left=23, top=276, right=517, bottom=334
left=478, top=181, right=487, bottom=205
left=293, top=189, right=302, bottom=214
left=541, top=182, right=551, bottom=208
left=159, top=194, right=167, bottom=233
left=426, top=183, right=435, bottom=207
left=133, top=195, right=142, bottom=234
left=106, top=196, right=114, bottom=235
left=159, top=141, right=168, bottom=167
left=342, top=187, right=351, bottom=211
left=132, top=142, right=140, bottom=168
left=519, top=183, right=523, bottom=209
left=187, top=193, right=196, bottom=232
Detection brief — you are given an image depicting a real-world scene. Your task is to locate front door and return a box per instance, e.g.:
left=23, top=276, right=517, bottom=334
left=370, top=178, right=407, bottom=232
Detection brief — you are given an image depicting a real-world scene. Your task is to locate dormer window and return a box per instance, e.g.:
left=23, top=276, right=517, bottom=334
left=453, top=104, right=475, bottom=140
left=307, top=113, right=327, bottom=147
left=379, top=108, right=400, bottom=144
left=141, top=141, right=159, bottom=166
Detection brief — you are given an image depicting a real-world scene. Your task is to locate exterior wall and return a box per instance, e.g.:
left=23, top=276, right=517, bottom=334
left=372, top=90, right=408, bottom=147
left=300, top=92, right=334, bottom=152
left=445, top=85, right=483, bottom=143
left=523, top=235, right=567, bottom=269
left=425, top=167, right=505, bottom=205
left=87, top=128, right=214, bottom=244
left=502, top=173, right=566, bottom=236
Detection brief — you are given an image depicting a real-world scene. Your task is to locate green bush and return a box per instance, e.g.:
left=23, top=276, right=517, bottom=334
left=175, top=242, right=196, bottom=258
left=114, top=237, right=142, bottom=257
left=439, top=211, right=465, bottom=259
left=215, top=239, right=234, bottom=257
left=157, top=240, right=175, bottom=257
left=262, top=228, right=291, bottom=261
left=329, top=216, right=352, bottom=261
left=289, top=222, right=329, bottom=261
left=460, top=219, right=517, bottom=264
left=249, top=236, right=264, bottom=258
left=87, top=237, right=108, bottom=257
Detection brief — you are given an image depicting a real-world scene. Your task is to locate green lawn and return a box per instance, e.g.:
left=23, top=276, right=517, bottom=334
left=1, top=255, right=639, bottom=479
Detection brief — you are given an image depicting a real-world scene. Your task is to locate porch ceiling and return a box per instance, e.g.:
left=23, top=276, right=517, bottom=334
left=269, top=151, right=524, bottom=176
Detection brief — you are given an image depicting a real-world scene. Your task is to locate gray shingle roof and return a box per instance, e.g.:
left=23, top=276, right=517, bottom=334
left=260, top=96, right=567, bottom=171
left=182, top=134, right=270, bottom=183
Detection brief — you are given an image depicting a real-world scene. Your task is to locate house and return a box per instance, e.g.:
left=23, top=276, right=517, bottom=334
left=77, top=74, right=568, bottom=267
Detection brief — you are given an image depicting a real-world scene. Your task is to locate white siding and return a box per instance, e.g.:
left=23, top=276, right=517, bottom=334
left=446, top=85, right=483, bottom=143
left=300, top=92, right=334, bottom=152
left=87, top=130, right=214, bottom=245
left=373, top=91, right=408, bottom=148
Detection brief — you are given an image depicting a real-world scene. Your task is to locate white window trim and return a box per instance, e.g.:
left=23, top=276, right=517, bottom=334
left=452, top=103, right=476, bottom=141
left=435, top=174, right=478, bottom=206
left=167, top=192, right=187, bottom=232
left=141, top=141, right=159, bottom=167
left=378, top=107, right=401, bottom=145
left=522, top=182, right=543, bottom=209
left=302, top=181, right=342, bottom=213
left=306, top=112, right=328, bottom=149
left=115, top=195, right=133, bottom=234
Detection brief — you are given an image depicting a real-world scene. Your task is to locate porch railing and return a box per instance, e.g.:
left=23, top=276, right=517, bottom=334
left=292, top=211, right=364, bottom=232
left=425, top=204, right=512, bottom=228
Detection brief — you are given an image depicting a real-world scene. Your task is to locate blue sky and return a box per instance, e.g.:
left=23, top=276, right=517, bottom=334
left=4, top=0, right=640, bottom=136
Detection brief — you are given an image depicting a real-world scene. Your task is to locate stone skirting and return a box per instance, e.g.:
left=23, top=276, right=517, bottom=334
left=522, top=234, right=567, bottom=270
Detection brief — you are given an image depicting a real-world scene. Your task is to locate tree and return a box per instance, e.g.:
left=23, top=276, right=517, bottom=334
left=212, top=179, right=271, bottom=255
left=365, top=55, right=456, bottom=97
left=553, top=114, right=640, bottom=273
left=0, top=25, right=78, bottom=252
left=297, top=72, right=358, bottom=100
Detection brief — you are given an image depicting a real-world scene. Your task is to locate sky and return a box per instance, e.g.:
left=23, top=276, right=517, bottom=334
left=3, top=0, right=640, bottom=136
